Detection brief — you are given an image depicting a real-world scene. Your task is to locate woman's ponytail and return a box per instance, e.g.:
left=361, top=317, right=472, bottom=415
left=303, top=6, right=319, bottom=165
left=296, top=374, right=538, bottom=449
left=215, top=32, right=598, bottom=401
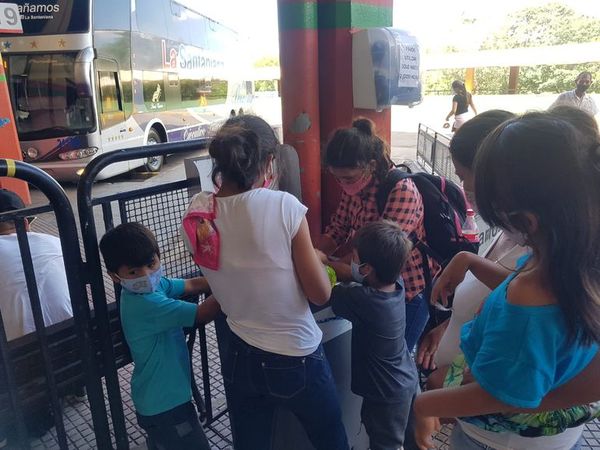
left=209, top=127, right=264, bottom=190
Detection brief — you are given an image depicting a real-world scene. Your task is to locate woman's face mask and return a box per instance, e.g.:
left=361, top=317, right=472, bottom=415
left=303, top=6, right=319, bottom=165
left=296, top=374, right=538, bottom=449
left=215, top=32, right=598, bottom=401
left=330, top=166, right=373, bottom=196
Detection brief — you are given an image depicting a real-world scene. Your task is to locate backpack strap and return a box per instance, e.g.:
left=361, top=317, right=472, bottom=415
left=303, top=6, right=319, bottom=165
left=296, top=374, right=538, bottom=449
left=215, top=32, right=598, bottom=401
left=375, top=168, right=410, bottom=216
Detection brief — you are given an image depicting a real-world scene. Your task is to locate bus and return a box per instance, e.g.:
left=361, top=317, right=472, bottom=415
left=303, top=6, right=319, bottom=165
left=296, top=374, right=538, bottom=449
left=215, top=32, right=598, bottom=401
left=0, top=0, right=253, bottom=180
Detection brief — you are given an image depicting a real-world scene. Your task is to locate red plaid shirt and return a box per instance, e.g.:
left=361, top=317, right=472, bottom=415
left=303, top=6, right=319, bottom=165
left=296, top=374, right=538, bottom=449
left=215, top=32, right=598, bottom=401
left=324, top=177, right=439, bottom=300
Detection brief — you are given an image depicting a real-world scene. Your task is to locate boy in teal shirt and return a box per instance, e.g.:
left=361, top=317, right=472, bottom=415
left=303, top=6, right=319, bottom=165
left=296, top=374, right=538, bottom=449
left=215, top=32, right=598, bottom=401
left=100, top=223, right=219, bottom=450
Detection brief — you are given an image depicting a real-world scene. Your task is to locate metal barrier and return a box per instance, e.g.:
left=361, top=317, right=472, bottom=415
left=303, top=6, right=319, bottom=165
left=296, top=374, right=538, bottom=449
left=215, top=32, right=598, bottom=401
left=0, top=159, right=111, bottom=449
left=416, top=123, right=461, bottom=185
left=76, top=140, right=229, bottom=447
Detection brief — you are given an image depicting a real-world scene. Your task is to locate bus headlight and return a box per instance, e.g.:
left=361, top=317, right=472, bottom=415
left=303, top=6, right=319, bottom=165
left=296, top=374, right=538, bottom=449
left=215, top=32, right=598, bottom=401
left=58, top=147, right=98, bottom=161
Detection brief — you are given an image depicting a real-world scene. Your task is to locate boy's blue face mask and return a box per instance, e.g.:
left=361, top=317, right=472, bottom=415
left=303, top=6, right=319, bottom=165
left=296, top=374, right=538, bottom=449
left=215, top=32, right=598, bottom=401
left=119, top=265, right=163, bottom=294
left=351, top=260, right=367, bottom=283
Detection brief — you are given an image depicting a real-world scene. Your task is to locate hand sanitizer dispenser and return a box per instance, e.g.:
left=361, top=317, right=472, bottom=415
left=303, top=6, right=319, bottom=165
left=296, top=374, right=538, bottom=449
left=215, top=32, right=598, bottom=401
left=352, top=28, right=422, bottom=110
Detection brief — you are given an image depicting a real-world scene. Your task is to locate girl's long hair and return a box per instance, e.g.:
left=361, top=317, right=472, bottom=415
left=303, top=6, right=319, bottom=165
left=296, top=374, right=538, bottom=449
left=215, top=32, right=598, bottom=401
left=474, top=113, right=600, bottom=344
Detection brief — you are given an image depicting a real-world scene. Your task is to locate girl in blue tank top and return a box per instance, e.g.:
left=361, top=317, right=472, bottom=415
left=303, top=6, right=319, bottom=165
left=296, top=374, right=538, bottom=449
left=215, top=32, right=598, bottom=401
left=413, top=113, right=600, bottom=449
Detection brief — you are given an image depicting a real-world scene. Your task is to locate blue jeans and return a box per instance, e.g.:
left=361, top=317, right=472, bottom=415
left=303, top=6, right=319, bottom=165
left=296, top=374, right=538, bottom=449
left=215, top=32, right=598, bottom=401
left=450, top=422, right=584, bottom=450
left=405, top=292, right=430, bottom=352
left=136, top=401, right=210, bottom=450
left=222, top=331, right=349, bottom=450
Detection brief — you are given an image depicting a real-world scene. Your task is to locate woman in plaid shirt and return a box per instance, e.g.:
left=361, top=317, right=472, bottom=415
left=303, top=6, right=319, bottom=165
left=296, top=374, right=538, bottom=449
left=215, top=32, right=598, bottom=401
left=317, top=118, right=437, bottom=351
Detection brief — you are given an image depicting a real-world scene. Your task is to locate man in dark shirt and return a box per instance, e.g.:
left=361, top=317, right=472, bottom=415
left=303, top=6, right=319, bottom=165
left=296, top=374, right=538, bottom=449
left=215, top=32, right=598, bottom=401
left=330, top=220, right=418, bottom=450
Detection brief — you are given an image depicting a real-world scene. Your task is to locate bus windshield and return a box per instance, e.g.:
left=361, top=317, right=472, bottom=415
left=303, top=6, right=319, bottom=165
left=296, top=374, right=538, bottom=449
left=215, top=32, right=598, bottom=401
left=7, top=53, right=95, bottom=141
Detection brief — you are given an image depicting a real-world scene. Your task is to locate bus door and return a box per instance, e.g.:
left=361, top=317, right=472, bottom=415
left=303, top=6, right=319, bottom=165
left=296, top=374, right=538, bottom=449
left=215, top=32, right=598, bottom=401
left=95, top=58, right=132, bottom=172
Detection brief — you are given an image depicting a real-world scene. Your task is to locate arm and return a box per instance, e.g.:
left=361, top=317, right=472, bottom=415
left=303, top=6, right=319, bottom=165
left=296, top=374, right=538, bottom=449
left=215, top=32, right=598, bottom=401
left=445, top=101, right=458, bottom=122
left=415, top=381, right=512, bottom=419
left=195, top=295, right=221, bottom=325
left=468, top=94, right=477, bottom=115
left=519, top=353, right=600, bottom=412
left=318, top=193, right=352, bottom=256
left=416, top=319, right=450, bottom=370
left=431, top=251, right=511, bottom=307
left=292, top=217, right=332, bottom=305
left=318, top=234, right=339, bottom=256
left=183, top=276, right=210, bottom=296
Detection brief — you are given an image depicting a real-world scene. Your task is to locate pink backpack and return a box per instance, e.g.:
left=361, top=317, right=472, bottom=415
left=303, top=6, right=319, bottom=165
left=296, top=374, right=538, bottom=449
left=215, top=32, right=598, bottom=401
left=181, top=192, right=220, bottom=270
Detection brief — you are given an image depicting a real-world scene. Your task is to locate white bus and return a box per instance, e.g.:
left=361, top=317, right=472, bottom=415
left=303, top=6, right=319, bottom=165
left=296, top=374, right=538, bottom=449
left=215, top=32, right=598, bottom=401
left=0, top=0, right=253, bottom=180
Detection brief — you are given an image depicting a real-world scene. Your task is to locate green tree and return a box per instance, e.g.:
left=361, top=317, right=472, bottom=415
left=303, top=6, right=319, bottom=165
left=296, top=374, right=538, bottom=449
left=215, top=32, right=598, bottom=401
left=480, top=3, right=600, bottom=94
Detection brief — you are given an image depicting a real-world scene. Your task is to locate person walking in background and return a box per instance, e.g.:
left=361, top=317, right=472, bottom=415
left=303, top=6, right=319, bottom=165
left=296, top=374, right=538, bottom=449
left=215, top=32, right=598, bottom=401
left=550, top=71, right=598, bottom=117
left=444, top=80, right=477, bottom=131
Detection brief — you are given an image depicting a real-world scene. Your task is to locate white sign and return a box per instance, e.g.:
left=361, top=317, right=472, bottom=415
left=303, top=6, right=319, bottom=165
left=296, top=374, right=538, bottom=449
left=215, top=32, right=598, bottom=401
left=0, top=3, right=22, bottom=33
left=397, top=42, right=420, bottom=88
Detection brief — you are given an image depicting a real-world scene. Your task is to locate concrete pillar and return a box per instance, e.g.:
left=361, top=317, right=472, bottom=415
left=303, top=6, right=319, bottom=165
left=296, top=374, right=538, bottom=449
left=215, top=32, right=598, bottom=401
left=0, top=53, right=30, bottom=203
left=277, top=0, right=322, bottom=236
left=318, top=0, right=393, bottom=230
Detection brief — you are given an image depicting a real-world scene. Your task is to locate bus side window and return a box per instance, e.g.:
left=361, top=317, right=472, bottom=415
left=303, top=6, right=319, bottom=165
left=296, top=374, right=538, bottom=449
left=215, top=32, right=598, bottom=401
left=98, top=71, right=125, bottom=129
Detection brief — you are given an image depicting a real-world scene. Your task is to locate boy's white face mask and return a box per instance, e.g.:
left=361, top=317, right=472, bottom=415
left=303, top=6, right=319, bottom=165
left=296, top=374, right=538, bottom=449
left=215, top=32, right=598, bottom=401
left=118, top=265, right=163, bottom=294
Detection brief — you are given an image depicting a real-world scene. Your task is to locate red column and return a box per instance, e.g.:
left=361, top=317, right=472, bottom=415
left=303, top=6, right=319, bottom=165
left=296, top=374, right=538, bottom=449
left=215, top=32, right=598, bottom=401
left=278, top=0, right=322, bottom=236
left=318, top=0, right=392, bottom=229
left=0, top=53, right=30, bottom=203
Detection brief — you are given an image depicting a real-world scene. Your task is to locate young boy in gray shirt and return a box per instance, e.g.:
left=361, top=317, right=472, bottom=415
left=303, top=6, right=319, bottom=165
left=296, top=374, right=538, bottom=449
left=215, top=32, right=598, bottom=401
left=330, top=220, right=418, bottom=450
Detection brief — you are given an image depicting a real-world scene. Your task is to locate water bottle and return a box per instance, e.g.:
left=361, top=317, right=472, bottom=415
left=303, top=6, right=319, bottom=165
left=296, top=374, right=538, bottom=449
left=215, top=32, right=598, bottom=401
left=462, top=209, right=479, bottom=243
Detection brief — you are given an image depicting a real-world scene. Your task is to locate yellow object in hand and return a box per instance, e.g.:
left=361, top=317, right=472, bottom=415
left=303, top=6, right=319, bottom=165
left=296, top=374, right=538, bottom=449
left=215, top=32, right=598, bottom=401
left=325, top=265, right=337, bottom=287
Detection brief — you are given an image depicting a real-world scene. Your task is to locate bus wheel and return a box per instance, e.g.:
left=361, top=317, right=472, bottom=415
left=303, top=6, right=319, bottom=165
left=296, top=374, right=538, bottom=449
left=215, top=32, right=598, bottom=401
left=144, top=129, right=164, bottom=172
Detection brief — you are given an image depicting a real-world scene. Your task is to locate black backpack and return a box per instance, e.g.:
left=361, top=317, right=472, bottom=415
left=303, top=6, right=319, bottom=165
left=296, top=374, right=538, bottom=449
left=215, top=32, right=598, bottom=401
left=375, top=165, right=479, bottom=285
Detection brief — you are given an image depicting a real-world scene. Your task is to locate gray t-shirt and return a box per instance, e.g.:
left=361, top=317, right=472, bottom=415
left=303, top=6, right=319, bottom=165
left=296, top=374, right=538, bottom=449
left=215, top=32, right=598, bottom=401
left=330, top=281, right=418, bottom=402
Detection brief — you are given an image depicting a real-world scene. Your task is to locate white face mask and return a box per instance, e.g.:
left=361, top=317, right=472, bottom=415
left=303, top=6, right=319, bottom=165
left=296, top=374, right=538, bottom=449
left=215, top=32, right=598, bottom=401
left=118, top=265, right=163, bottom=294
left=502, top=229, right=527, bottom=247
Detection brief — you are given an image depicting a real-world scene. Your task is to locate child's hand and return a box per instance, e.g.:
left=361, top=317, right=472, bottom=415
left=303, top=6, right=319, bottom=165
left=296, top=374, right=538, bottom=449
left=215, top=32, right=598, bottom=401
left=417, top=321, right=448, bottom=370
left=431, top=252, right=472, bottom=307
left=414, top=412, right=441, bottom=450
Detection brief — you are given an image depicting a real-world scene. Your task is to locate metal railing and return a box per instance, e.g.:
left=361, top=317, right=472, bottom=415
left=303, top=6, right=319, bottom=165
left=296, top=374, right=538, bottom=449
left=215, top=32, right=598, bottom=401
left=76, top=139, right=229, bottom=448
left=416, top=123, right=461, bottom=186
left=0, top=159, right=111, bottom=449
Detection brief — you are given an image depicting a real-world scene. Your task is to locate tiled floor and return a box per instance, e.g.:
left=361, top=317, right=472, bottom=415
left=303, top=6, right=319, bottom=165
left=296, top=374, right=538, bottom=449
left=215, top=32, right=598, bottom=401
left=9, top=317, right=600, bottom=449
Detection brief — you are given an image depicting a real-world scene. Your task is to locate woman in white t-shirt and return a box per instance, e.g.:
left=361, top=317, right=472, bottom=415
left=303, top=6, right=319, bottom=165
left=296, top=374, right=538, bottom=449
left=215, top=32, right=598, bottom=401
left=182, top=116, right=349, bottom=450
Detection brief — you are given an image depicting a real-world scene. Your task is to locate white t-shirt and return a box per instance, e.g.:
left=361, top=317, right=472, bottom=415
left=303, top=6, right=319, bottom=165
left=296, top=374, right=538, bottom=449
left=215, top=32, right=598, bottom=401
left=459, top=421, right=583, bottom=450
left=0, top=232, right=73, bottom=341
left=550, top=90, right=598, bottom=116
left=199, top=188, right=322, bottom=356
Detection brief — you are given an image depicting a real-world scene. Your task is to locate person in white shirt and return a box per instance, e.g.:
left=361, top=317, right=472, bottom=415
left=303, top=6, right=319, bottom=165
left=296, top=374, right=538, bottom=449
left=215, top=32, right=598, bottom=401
left=182, top=115, right=349, bottom=450
left=0, top=189, right=72, bottom=341
left=550, top=71, right=598, bottom=117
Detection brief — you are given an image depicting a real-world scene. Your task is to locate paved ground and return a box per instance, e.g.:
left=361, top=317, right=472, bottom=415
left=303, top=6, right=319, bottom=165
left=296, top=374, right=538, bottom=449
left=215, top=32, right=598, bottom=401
left=7, top=128, right=600, bottom=449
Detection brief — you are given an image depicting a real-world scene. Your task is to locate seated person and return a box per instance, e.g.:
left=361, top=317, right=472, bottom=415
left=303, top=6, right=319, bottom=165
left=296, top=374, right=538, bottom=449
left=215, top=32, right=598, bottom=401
left=0, top=189, right=75, bottom=444
left=0, top=189, right=72, bottom=341
left=330, top=220, right=418, bottom=450
left=99, top=223, right=219, bottom=450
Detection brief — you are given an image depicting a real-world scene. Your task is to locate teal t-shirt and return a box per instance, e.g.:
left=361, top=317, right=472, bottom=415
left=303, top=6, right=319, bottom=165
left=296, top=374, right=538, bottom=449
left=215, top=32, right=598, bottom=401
left=461, top=255, right=598, bottom=409
left=120, top=277, right=197, bottom=416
